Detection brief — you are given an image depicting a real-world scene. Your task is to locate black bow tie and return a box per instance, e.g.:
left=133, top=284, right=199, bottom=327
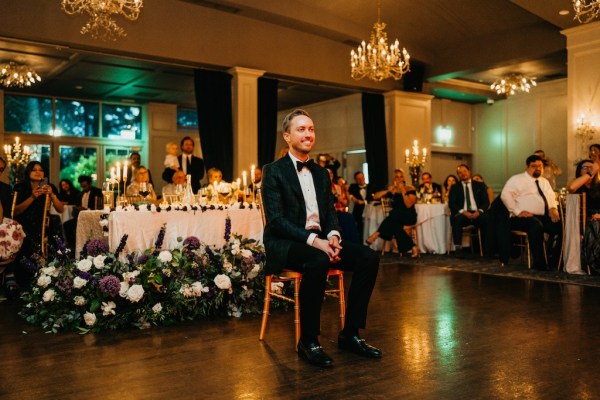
left=296, top=159, right=314, bottom=172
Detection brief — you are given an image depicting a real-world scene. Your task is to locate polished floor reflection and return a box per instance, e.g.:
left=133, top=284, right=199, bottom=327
left=1, top=260, right=599, bottom=399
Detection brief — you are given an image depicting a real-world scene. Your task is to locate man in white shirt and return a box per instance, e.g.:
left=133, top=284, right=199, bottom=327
left=501, top=154, right=562, bottom=270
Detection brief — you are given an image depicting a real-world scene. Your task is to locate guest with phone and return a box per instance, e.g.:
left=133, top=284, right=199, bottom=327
left=13, top=161, right=64, bottom=285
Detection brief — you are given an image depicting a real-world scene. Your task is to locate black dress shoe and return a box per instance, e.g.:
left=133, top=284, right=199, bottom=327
left=338, top=332, right=382, bottom=358
left=297, top=340, right=334, bottom=367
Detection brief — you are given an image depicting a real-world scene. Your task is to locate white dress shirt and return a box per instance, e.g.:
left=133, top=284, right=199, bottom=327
left=287, top=153, right=340, bottom=245
left=501, top=171, right=557, bottom=217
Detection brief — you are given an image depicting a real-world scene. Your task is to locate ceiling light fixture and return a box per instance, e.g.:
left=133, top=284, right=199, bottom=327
left=573, top=0, right=600, bottom=23
left=350, top=0, right=410, bottom=82
left=0, top=62, right=42, bottom=88
left=490, top=74, right=537, bottom=96
left=61, top=0, right=143, bottom=41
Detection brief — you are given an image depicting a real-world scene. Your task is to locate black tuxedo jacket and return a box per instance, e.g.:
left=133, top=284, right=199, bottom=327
left=0, top=181, right=12, bottom=218
left=78, top=186, right=104, bottom=210
left=162, top=154, right=205, bottom=193
left=448, top=180, right=490, bottom=216
left=262, top=156, right=340, bottom=274
left=348, top=183, right=374, bottom=219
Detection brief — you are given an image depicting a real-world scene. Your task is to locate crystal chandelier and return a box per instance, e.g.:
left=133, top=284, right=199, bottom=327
left=61, top=0, right=143, bottom=41
left=350, top=1, right=410, bottom=82
left=490, top=74, right=537, bottom=96
left=0, top=62, right=41, bottom=88
left=573, top=0, right=600, bottom=23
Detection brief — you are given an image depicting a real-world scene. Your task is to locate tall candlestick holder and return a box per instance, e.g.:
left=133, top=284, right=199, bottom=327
left=4, top=137, right=31, bottom=185
left=404, top=139, right=428, bottom=187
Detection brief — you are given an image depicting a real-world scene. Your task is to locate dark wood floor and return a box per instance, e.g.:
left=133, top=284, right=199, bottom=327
left=1, top=259, right=600, bottom=399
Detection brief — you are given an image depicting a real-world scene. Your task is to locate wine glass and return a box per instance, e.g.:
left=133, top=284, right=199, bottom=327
left=175, top=183, right=184, bottom=203
left=139, top=182, right=150, bottom=200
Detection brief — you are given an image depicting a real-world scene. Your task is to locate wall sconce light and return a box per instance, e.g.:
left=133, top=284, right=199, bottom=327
left=575, top=113, right=597, bottom=155
left=439, top=126, right=452, bottom=143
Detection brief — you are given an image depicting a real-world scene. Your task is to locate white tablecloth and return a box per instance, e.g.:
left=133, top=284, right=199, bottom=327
left=362, top=202, right=384, bottom=250
left=415, top=203, right=451, bottom=254
left=50, top=205, right=75, bottom=223
left=563, top=194, right=586, bottom=274
left=108, top=208, right=263, bottom=254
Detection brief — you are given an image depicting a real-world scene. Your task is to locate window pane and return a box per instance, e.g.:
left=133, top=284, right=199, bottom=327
left=104, top=147, right=132, bottom=176
left=102, top=104, right=142, bottom=140
left=4, top=94, right=53, bottom=134
left=55, top=99, right=99, bottom=137
left=7, top=144, right=51, bottom=186
left=59, top=146, right=98, bottom=190
left=177, top=108, right=198, bottom=129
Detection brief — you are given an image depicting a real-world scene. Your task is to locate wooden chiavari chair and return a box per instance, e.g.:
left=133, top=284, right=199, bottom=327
left=256, top=189, right=345, bottom=349
left=380, top=196, right=418, bottom=257
left=40, top=193, right=52, bottom=258
left=447, top=225, right=483, bottom=256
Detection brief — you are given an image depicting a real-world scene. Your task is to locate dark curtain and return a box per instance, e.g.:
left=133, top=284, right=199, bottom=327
left=361, top=92, right=389, bottom=191
left=257, top=77, right=278, bottom=167
left=194, top=69, right=234, bottom=181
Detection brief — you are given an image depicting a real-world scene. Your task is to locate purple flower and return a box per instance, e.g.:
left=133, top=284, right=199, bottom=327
left=154, top=224, right=167, bottom=251
left=114, top=234, right=128, bottom=257
left=224, top=217, right=232, bottom=242
left=137, top=254, right=151, bottom=264
left=85, top=239, right=109, bottom=257
left=76, top=270, right=92, bottom=280
left=183, top=236, right=201, bottom=250
left=99, top=275, right=121, bottom=297
left=20, top=257, right=40, bottom=274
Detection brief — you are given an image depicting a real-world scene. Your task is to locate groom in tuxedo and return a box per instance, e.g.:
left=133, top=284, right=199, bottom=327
left=262, top=109, right=381, bottom=367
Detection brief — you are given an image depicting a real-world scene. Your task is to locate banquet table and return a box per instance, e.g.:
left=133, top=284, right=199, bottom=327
left=108, top=207, right=263, bottom=254
left=414, top=203, right=451, bottom=254
left=50, top=204, right=75, bottom=223
left=75, top=210, right=105, bottom=258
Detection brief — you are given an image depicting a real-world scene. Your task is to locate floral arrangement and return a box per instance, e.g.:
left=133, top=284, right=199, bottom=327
left=20, top=218, right=284, bottom=333
left=0, top=218, right=26, bottom=261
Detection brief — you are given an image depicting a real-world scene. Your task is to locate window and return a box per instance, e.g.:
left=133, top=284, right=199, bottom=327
left=4, top=94, right=52, bottom=134
left=59, top=146, right=98, bottom=190
left=102, top=104, right=142, bottom=140
left=55, top=99, right=100, bottom=137
left=177, top=108, right=198, bottom=130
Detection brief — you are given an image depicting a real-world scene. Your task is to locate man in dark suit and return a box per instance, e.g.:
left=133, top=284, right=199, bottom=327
left=417, top=172, right=442, bottom=197
left=77, top=175, right=103, bottom=210
left=262, top=109, right=381, bottom=368
left=448, top=164, right=490, bottom=257
left=162, top=136, right=205, bottom=193
left=347, top=171, right=374, bottom=238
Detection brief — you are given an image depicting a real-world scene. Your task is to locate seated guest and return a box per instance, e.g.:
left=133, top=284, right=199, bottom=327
left=120, top=152, right=153, bottom=193
left=472, top=174, right=494, bottom=207
left=568, top=159, right=598, bottom=199
left=58, top=178, right=80, bottom=206
left=448, top=164, right=490, bottom=257
left=534, top=149, right=562, bottom=190
left=162, top=170, right=186, bottom=197
left=365, top=169, right=418, bottom=257
left=417, top=172, right=442, bottom=200
left=13, top=161, right=64, bottom=283
left=590, top=144, right=600, bottom=163
left=205, top=167, right=232, bottom=201
left=76, top=175, right=103, bottom=211
left=0, top=157, right=13, bottom=218
left=348, top=171, right=374, bottom=237
left=317, top=153, right=341, bottom=178
left=442, top=174, right=458, bottom=204
left=127, top=166, right=157, bottom=203
left=248, top=166, right=262, bottom=192
left=501, top=154, right=562, bottom=270
left=328, top=169, right=359, bottom=243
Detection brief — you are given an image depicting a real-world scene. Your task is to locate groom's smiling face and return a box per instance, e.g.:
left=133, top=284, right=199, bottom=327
left=284, top=115, right=315, bottom=158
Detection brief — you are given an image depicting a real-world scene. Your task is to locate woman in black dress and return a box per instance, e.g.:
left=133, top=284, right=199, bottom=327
left=58, top=178, right=81, bottom=205
left=13, top=162, right=64, bottom=278
left=365, top=169, right=418, bottom=256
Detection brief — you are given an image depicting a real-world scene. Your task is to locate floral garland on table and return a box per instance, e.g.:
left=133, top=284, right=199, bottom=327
left=20, top=218, right=287, bottom=333
left=0, top=218, right=26, bottom=261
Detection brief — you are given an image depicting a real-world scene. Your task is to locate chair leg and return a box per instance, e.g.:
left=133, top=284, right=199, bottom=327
left=293, top=276, right=301, bottom=349
left=477, top=229, right=483, bottom=257
left=259, top=275, right=272, bottom=341
left=337, top=274, right=345, bottom=329
left=526, top=237, right=531, bottom=269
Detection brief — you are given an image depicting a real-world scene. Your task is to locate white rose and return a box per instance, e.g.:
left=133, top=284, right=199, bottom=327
left=179, top=284, right=194, bottom=298
left=99, top=219, right=109, bottom=227
left=83, top=312, right=97, bottom=326
left=42, top=289, right=55, bottom=302
left=231, top=243, right=240, bottom=255
left=126, top=284, right=145, bottom=303
left=101, top=301, right=117, bottom=316
left=43, top=266, right=59, bottom=277
left=152, top=303, right=163, bottom=313
left=247, top=264, right=261, bottom=280
left=119, top=282, right=130, bottom=297
left=271, top=282, right=284, bottom=294
left=74, top=296, right=87, bottom=306
left=122, top=270, right=139, bottom=283
left=93, top=255, right=107, bottom=268
left=77, top=259, right=93, bottom=272
left=223, top=260, right=233, bottom=273
left=191, top=281, right=208, bottom=297
left=240, top=249, right=253, bottom=259
left=157, top=251, right=172, bottom=263
left=214, top=274, right=232, bottom=290
left=36, top=274, right=51, bottom=288
left=73, top=276, right=88, bottom=289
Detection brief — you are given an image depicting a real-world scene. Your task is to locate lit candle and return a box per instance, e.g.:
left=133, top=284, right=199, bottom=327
left=15, top=137, right=19, bottom=146
left=423, top=148, right=427, bottom=157
left=123, top=161, right=128, bottom=179
left=405, top=149, right=409, bottom=158
left=237, top=178, right=241, bottom=187
left=250, top=164, right=255, bottom=183
left=116, top=162, right=121, bottom=180
left=242, top=170, right=247, bottom=187
left=110, top=167, right=116, bottom=181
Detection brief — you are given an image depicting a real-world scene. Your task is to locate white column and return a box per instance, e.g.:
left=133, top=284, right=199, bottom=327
left=228, top=67, right=265, bottom=179
left=383, top=90, right=434, bottom=179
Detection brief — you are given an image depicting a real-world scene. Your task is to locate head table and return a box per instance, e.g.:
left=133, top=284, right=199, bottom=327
left=75, top=206, right=263, bottom=256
